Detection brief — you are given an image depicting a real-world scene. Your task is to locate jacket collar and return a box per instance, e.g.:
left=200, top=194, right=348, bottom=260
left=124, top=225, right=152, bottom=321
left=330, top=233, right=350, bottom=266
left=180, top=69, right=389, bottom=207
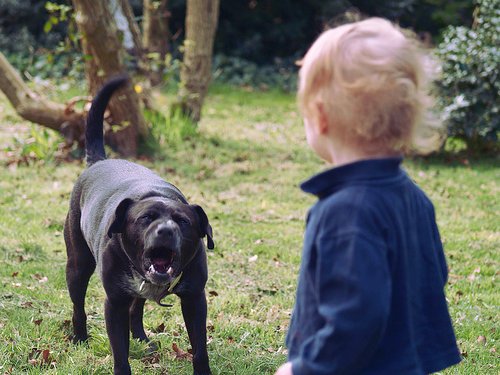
left=301, top=157, right=404, bottom=198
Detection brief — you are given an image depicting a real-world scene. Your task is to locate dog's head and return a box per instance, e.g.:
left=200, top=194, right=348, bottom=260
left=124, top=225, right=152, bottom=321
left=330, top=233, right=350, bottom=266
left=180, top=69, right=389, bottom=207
left=106, top=196, right=214, bottom=286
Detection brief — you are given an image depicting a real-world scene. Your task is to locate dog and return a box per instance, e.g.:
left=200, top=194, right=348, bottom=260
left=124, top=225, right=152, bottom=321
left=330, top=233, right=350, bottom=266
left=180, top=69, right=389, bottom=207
left=64, top=76, right=214, bottom=375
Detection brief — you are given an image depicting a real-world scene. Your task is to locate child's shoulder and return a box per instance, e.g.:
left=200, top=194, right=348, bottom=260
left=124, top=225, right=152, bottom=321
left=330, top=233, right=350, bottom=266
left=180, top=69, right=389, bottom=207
left=313, top=174, right=434, bottom=231
left=312, top=185, right=386, bottom=232
left=317, top=181, right=394, bottom=211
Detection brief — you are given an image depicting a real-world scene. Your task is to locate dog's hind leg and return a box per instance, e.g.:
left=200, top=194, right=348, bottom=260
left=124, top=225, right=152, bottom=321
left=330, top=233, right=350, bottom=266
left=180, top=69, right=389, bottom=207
left=64, top=212, right=96, bottom=343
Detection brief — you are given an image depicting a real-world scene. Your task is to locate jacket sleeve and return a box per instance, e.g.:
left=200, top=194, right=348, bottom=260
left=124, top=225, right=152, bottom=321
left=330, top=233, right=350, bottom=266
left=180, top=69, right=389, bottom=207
left=291, top=231, right=392, bottom=375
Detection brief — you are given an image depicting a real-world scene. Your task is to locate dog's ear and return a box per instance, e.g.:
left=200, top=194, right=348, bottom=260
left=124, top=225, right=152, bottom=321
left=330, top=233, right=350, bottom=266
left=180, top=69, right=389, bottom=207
left=191, top=204, right=214, bottom=250
left=107, top=198, right=134, bottom=238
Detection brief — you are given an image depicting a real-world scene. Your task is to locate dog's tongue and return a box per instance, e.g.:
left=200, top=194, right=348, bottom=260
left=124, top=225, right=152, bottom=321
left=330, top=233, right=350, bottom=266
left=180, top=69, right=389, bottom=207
left=152, top=258, right=169, bottom=273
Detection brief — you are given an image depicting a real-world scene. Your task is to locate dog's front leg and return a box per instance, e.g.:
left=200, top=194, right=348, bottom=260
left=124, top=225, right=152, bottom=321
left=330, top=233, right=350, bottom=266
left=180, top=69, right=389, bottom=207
left=129, top=297, right=148, bottom=341
left=105, top=297, right=133, bottom=375
left=181, top=291, right=211, bottom=375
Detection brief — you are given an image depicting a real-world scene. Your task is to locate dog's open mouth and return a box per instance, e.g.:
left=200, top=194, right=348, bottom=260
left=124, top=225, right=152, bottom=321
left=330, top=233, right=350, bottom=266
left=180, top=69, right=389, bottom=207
left=149, top=255, right=173, bottom=275
left=145, top=248, right=177, bottom=283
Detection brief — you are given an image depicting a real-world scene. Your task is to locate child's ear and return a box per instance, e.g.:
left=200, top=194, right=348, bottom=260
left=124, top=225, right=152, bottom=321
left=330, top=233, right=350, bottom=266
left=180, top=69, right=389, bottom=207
left=315, top=103, right=329, bottom=135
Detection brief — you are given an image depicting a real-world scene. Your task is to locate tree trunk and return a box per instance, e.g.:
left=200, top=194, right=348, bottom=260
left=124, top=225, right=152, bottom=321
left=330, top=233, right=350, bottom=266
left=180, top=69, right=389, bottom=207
left=178, top=0, right=220, bottom=122
left=117, top=0, right=144, bottom=55
left=117, top=0, right=149, bottom=75
left=0, top=52, right=86, bottom=144
left=72, top=0, right=147, bottom=157
left=143, top=0, right=170, bottom=86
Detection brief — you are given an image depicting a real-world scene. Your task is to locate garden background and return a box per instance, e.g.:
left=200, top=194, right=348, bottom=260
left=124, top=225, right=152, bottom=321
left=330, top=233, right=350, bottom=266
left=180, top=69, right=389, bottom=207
left=0, top=0, right=498, bottom=373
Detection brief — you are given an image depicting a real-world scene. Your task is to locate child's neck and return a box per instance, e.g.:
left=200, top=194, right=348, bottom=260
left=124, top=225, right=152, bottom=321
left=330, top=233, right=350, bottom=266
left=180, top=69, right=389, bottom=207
left=327, top=141, right=401, bottom=167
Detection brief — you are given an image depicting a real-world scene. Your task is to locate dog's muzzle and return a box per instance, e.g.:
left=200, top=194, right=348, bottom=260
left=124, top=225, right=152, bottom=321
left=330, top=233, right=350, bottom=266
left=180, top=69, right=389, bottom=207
left=143, top=221, right=182, bottom=285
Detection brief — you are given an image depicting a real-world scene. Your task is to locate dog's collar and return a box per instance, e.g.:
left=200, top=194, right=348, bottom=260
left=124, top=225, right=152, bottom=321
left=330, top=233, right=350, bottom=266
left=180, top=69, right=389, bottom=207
left=138, top=272, right=183, bottom=294
left=138, top=272, right=183, bottom=307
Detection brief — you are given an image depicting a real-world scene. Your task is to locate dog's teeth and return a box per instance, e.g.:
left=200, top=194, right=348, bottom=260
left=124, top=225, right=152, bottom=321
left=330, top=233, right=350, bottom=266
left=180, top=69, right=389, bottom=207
left=149, top=265, right=155, bottom=273
left=167, top=267, right=173, bottom=276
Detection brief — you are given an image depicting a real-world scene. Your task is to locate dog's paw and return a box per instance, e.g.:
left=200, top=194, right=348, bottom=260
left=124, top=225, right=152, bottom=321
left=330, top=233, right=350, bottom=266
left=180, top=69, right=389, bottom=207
left=146, top=340, right=159, bottom=355
left=72, top=335, right=89, bottom=345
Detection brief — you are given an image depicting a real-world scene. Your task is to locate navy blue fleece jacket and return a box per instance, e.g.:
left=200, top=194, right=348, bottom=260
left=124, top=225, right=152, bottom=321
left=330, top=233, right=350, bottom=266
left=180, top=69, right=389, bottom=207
left=286, top=158, right=461, bottom=375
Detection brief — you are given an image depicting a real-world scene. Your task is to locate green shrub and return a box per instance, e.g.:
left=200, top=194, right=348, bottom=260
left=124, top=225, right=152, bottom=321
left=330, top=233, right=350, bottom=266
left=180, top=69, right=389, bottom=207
left=3, top=125, right=64, bottom=164
left=212, top=55, right=298, bottom=92
left=141, top=107, right=197, bottom=155
left=435, top=0, right=499, bottom=152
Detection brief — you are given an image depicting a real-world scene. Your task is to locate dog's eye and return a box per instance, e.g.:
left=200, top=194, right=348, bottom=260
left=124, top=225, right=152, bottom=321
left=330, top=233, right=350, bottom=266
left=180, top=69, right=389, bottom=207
left=139, top=213, right=156, bottom=223
left=176, top=217, right=191, bottom=227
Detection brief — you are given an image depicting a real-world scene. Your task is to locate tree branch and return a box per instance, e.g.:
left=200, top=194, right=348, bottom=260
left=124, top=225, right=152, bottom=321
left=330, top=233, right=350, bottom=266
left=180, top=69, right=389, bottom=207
left=0, top=52, right=86, bottom=144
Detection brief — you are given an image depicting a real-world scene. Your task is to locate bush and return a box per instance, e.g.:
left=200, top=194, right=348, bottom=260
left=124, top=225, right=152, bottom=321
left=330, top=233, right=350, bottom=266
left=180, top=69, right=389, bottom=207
left=435, top=0, right=499, bottom=152
left=0, top=0, right=68, bottom=55
left=141, top=107, right=197, bottom=155
left=3, top=125, right=64, bottom=165
left=212, top=55, right=298, bottom=92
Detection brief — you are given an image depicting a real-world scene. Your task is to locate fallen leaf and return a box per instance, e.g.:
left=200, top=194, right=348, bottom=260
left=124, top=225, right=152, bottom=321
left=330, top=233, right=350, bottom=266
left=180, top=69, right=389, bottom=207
left=477, top=335, right=487, bottom=345
left=142, top=352, right=161, bottom=365
left=248, top=255, right=258, bottom=263
left=172, top=343, right=193, bottom=361
left=153, top=323, right=165, bottom=333
left=41, top=349, right=50, bottom=364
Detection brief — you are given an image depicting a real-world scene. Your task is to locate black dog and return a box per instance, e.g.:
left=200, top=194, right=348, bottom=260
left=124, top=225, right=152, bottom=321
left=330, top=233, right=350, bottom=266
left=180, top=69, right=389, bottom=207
left=64, top=76, right=213, bottom=375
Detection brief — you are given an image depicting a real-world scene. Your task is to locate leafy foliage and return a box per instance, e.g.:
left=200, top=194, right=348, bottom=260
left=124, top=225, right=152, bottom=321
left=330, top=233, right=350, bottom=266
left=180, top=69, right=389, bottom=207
left=435, top=0, right=499, bottom=151
left=400, top=0, right=473, bottom=38
left=213, top=55, right=298, bottom=92
left=0, top=0, right=82, bottom=80
left=3, top=126, right=64, bottom=165
left=0, top=0, right=67, bottom=53
left=0, top=0, right=476, bottom=78
left=212, top=0, right=420, bottom=65
left=141, top=107, right=198, bottom=155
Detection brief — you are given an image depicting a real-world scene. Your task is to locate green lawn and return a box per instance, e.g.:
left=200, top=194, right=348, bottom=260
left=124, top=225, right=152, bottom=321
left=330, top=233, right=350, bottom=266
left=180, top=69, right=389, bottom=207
left=0, top=85, right=498, bottom=374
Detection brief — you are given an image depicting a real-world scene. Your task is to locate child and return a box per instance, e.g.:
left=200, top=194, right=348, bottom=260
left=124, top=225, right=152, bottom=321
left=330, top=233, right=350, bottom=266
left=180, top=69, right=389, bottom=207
left=275, top=18, right=461, bottom=375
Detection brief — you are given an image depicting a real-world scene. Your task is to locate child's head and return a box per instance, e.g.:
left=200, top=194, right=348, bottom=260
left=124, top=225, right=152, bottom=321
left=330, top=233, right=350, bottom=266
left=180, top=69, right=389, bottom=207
left=298, top=18, right=440, bottom=156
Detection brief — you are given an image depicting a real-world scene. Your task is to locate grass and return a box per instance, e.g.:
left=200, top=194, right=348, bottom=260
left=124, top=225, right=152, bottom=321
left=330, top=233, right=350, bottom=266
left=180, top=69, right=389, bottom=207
left=0, top=84, right=498, bottom=374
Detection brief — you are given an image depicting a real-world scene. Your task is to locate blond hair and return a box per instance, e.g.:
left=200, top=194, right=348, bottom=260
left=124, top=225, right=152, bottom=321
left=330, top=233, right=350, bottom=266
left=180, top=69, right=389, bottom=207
left=298, top=18, right=442, bottom=154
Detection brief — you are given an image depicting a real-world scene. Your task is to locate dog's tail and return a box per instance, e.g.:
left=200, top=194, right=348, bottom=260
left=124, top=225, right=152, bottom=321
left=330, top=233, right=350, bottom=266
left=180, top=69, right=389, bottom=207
left=85, top=75, right=129, bottom=166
